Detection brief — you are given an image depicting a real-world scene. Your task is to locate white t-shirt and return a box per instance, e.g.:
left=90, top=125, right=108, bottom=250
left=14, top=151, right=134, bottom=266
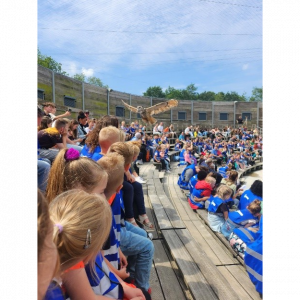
left=157, top=125, right=164, bottom=132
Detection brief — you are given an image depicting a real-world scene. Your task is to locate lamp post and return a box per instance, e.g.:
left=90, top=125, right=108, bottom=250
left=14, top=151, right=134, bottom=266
left=233, top=101, right=238, bottom=128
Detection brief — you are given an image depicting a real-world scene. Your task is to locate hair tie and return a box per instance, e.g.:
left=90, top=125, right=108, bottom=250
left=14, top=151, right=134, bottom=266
left=54, top=223, right=63, bottom=233
left=64, top=148, right=80, bottom=161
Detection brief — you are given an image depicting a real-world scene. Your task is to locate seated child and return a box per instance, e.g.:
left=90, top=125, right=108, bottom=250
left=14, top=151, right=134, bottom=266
left=221, top=200, right=261, bottom=239
left=45, top=189, right=117, bottom=300
left=188, top=170, right=207, bottom=195
left=207, top=185, right=232, bottom=233
left=177, top=164, right=200, bottom=190
left=38, top=190, right=59, bottom=300
left=100, top=151, right=154, bottom=295
left=188, top=175, right=216, bottom=209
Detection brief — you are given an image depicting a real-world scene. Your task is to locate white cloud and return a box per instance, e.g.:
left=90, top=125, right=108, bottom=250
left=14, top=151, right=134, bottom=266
left=82, top=67, right=94, bottom=77
left=38, top=0, right=262, bottom=94
left=242, top=64, right=249, bottom=70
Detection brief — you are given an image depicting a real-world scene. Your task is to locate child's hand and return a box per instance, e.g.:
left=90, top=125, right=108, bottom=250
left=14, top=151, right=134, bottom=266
left=123, top=286, right=145, bottom=300
left=118, top=266, right=130, bottom=280
left=119, top=250, right=128, bottom=268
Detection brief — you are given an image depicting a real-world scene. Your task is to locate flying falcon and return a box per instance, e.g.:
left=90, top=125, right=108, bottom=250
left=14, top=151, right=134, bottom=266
left=121, top=99, right=178, bottom=124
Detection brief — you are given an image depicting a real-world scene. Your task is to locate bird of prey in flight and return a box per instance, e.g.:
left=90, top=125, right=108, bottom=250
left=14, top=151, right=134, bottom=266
left=121, top=99, right=178, bottom=124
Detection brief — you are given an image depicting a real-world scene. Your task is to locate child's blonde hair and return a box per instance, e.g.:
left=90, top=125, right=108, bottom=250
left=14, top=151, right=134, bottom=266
left=216, top=185, right=233, bottom=200
left=49, top=190, right=111, bottom=272
left=205, top=176, right=216, bottom=187
left=127, top=141, right=140, bottom=157
left=99, top=126, right=122, bottom=152
left=97, top=153, right=125, bottom=199
left=107, top=142, right=134, bottom=167
left=46, top=149, right=108, bottom=203
left=38, top=189, right=60, bottom=278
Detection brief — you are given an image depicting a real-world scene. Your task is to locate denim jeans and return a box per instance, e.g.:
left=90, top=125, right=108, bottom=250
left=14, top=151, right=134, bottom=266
left=120, top=221, right=154, bottom=290
left=67, top=143, right=83, bottom=153
left=38, top=159, right=51, bottom=192
left=122, top=179, right=146, bottom=219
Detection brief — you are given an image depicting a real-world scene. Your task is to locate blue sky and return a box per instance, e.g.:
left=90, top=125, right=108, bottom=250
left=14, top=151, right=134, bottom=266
left=38, top=0, right=262, bottom=97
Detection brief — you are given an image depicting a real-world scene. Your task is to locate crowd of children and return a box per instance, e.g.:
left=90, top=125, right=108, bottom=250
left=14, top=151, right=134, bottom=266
left=176, top=124, right=263, bottom=296
left=38, top=104, right=156, bottom=300
left=38, top=104, right=263, bottom=298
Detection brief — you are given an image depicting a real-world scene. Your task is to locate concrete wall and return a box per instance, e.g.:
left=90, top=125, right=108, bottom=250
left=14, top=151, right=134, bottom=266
left=38, top=65, right=263, bottom=131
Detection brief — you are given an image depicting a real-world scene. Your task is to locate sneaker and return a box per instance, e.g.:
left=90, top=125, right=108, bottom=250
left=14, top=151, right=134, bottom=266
left=136, top=159, right=143, bottom=165
left=136, top=178, right=146, bottom=184
left=166, top=170, right=171, bottom=173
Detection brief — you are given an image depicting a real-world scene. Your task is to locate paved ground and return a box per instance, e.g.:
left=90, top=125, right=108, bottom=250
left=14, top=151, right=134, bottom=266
left=242, top=170, right=263, bottom=189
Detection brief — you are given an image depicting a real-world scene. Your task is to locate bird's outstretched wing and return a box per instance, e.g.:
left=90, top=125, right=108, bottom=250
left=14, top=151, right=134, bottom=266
left=146, top=99, right=178, bottom=116
left=121, top=100, right=138, bottom=113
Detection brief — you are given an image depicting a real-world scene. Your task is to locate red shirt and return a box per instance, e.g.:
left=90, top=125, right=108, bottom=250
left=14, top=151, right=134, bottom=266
left=195, top=180, right=213, bottom=197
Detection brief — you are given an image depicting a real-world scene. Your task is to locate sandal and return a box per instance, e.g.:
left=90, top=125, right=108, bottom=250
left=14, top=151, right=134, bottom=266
left=139, top=215, right=154, bottom=229
left=126, top=218, right=139, bottom=227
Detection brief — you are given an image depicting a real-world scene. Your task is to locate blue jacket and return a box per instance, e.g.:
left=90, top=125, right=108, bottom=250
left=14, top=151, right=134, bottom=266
left=188, top=174, right=198, bottom=194
left=189, top=188, right=205, bottom=209
left=179, top=149, right=187, bottom=165
left=177, top=164, right=196, bottom=190
left=228, top=209, right=259, bottom=226
left=218, top=166, right=228, bottom=178
left=208, top=196, right=226, bottom=213
left=244, top=216, right=263, bottom=294
left=239, top=189, right=263, bottom=210
left=44, top=282, right=66, bottom=300
left=233, top=227, right=257, bottom=244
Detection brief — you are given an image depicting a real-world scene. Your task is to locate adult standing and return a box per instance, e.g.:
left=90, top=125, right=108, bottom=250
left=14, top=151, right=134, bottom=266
left=157, top=122, right=164, bottom=133
left=77, top=112, right=88, bottom=145
left=237, top=115, right=244, bottom=126
left=83, top=110, right=90, bottom=127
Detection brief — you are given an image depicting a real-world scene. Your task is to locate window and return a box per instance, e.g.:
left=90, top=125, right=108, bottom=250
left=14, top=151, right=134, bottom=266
left=38, top=89, right=44, bottom=100
left=198, top=112, right=206, bottom=121
left=116, top=106, right=125, bottom=117
left=219, top=113, right=228, bottom=121
left=178, top=111, right=186, bottom=120
left=242, top=112, right=251, bottom=120
left=137, top=113, right=141, bottom=119
left=64, top=96, right=76, bottom=108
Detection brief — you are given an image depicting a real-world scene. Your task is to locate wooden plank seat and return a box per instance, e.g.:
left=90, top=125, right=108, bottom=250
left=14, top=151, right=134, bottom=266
left=167, top=162, right=261, bottom=299
left=167, top=150, right=179, bottom=161
left=147, top=163, right=247, bottom=300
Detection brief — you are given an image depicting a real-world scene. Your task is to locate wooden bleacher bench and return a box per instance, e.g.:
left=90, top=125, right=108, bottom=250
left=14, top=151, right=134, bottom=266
left=144, top=166, right=242, bottom=300
left=153, top=161, right=162, bottom=171
left=138, top=162, right=261, bottom=299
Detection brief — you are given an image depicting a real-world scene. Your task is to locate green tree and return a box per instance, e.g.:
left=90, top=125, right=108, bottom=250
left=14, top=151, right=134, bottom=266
left=224, top=91, right=246, bottom=102
left=73, top=73, right=86, bottom=82
left=165, top=86, right=183, bottom=99
left=182, top=83, right=198, bottom=100
left=214, top=92, right=225, bottom=101
left=38, top=49, right=69, bottom=75
left=249, top=87, right=263, bottom=101
left=143, top=86, right=166, bottom=98
left=198, top=91, right=216, bottom=101
left=87, top=76, right=104, bottom=87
